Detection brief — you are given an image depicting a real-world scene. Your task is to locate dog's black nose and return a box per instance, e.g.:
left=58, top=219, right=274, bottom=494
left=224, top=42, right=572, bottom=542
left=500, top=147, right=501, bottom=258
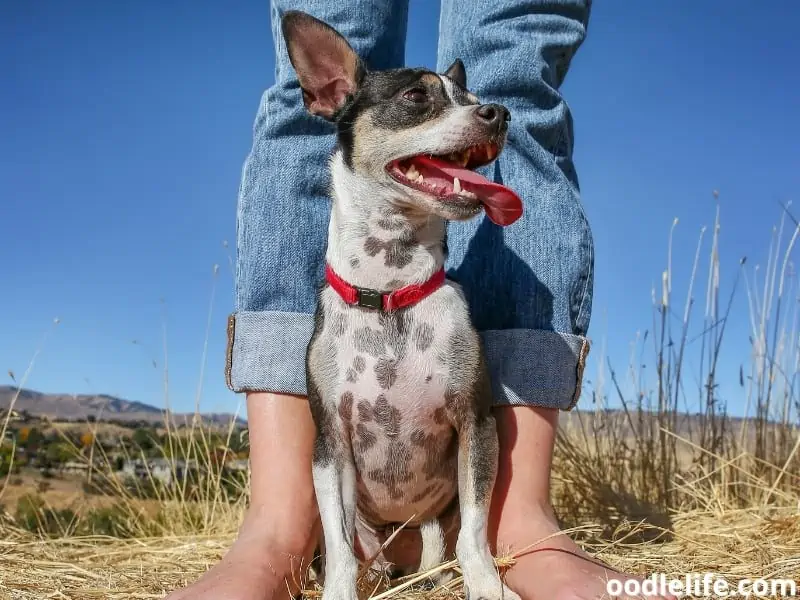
left=476, top=103, right=510, bottom=128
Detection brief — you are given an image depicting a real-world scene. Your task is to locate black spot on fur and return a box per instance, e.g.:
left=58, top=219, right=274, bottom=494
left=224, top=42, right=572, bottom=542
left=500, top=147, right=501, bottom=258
left=374, top=357, right=398, bottom=389
left=378, top=310, right=410, bottom=360
left=354, top=327, right=385, bottom=356
left=363, top=234, right=416, bottom=269
left=338, top=392, right=354, bottom=422
left=372, top=394, right=401, bottom=434
left=384, top=236, right=415, bottom=269
left=355, top=423, right=377, bottom=451
left=353, top=355, right=366, bottom=373
left=349, top=257, right=360, bottom=269
left=364, top=237, right=383, bottom=257
left=357, top=400, right=373, bottom=422
left=377, top=217, right=406, bottom=231
left=413, top=323, right=434, bottom=351
left=346, top=368, right=358, bottom=383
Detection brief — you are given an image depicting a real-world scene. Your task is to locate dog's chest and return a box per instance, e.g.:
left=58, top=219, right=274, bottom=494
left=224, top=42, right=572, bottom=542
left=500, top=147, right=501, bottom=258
left=315, top=283, right=471, bottom=524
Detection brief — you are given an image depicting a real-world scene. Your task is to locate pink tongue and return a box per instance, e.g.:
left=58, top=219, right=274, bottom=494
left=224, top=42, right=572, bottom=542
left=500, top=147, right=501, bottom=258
left=413, top=155, right=523, bottom=226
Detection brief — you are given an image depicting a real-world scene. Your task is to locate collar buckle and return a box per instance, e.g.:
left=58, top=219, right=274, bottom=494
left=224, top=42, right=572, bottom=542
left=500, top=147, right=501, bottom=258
left=355, top=287, right=384, bottom=311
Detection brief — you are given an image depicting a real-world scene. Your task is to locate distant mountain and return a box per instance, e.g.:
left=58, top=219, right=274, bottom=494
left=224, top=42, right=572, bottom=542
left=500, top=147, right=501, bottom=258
left=2, top=385, right=786, bottom=439
left=0, top=386, right=244, bottom=427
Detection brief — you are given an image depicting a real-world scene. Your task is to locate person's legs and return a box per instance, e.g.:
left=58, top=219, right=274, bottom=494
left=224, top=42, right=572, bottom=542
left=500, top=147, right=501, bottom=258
left=437, top=2, right=673, bottom=599
left=168, top=2, right=409, bottom=599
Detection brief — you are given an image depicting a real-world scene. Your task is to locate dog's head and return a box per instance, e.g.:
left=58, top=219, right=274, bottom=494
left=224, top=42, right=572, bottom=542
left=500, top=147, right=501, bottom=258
left=281, top=11, right=522, bottom=226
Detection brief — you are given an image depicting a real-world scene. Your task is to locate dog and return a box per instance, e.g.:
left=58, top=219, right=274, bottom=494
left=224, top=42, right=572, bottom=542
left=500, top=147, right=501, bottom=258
left=281, top=10, right=524, bottom=600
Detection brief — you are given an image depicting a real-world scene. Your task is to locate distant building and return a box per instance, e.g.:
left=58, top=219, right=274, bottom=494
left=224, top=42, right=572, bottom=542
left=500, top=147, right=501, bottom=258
left=61, top=460, right=89, bottom=475
left=119, top=458, right=201, bottom=486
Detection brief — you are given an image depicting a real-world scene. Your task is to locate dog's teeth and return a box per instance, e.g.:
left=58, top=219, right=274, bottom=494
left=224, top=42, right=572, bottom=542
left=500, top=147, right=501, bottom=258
left=406, top=164, right=419, bottom=179
left=453, top=177, right=461, bottom=193
left=417, top=173, right=424, bottom=183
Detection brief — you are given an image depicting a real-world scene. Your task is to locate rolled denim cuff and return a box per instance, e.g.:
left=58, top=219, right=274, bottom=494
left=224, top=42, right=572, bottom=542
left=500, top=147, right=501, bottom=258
left=225, top=310, right=313, bottom=395
left=226, top=312, right=589, bottom=410
left=481, top=329, right=590, bottom=411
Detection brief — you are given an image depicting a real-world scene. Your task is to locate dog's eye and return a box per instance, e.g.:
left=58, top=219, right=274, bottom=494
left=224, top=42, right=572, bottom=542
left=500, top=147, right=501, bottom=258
left=403, top=88, right=428, bottom=103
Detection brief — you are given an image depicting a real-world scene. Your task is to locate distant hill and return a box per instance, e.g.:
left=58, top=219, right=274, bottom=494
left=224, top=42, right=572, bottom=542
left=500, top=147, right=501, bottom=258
left=0, top=386, right=244, bottom=427
left=1, top=385, right=788, bottom=441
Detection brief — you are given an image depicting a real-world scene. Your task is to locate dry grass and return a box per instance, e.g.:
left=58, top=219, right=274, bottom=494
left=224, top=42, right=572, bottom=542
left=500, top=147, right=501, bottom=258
left=1, top=199, right=799, bottom=598
left=0, top=476, right=797, bottom=599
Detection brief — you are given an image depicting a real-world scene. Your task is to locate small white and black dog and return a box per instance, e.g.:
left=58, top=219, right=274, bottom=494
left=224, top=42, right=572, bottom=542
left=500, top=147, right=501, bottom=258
left=281, top=10, right=523, bottom=600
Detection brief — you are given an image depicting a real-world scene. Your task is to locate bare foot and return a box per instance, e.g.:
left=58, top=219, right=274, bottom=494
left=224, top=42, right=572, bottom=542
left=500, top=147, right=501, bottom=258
left=495, top=502, right=674, bottom=600
left=490, top=406, right=675, bottom=600
left=166, top=506, right=318, bottom=600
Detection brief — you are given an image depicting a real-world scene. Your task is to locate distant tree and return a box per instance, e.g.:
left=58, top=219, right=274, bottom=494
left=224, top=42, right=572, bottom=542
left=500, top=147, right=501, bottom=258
left=87, top=415, right=96, bottom=424
left=0, top=445, right=15, bottom=477
left=42, top=442, right=73, bottom=468
left=132, top=428, right=155, bottom=452
left=25, top=427, right=44, bottom=449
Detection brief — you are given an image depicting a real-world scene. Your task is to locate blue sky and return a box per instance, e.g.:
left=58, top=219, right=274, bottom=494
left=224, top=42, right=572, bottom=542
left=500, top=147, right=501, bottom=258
left=2, top=1, right=799, bottom=418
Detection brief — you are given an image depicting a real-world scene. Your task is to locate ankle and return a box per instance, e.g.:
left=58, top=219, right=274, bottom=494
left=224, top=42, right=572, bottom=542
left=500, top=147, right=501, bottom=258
left=237, top=502, right=318, bottom=558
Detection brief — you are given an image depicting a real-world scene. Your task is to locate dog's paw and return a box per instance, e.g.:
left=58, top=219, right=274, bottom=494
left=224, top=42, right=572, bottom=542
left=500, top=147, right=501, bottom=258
left=430, top=568, right=455, bottom=587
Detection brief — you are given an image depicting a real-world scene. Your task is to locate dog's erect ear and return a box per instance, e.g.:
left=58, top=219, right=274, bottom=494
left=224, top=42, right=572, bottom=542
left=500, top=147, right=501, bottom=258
left=444, top=59, right=466, bottom=89
left=281, top=11, right=364, bottom=120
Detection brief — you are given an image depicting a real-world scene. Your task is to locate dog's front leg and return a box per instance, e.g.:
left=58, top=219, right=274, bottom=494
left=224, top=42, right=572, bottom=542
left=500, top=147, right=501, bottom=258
left=453, top=397, right=520, bottom=600
left=308, top=378, right=359, bottom=600
left=313, top=449, right=358, bottom=600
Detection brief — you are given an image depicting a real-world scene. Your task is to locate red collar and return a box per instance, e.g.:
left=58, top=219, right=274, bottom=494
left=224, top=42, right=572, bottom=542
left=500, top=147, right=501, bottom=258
left=325, top=264, right=446, bottom=311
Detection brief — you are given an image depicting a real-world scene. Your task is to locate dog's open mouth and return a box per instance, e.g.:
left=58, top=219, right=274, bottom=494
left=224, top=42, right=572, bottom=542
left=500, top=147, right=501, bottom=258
left=387, top=142, right=523, bottom=226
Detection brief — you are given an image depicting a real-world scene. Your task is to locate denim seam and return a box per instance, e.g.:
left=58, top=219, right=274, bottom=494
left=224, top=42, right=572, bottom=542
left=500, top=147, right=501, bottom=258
left=225, top=313, right=236, bottom=391
left=567, top=337, right=590, bottom=410
left=573, top=200, right=594, bottom=333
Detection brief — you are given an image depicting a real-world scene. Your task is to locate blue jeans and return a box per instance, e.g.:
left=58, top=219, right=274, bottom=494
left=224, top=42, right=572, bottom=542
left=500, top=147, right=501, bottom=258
left=226, top=0, right=594, bottom=410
